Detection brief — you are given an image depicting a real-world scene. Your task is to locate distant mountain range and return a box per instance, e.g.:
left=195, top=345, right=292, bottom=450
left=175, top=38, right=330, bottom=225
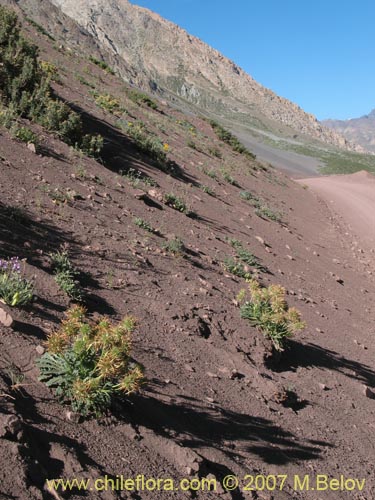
left=6, top=0, right=364, bottom=153
left=323, top=110, right=375, bottom=153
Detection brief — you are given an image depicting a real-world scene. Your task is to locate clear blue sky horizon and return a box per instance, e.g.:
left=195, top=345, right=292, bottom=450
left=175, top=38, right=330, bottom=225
left=131, top=0, right=374, bottom=121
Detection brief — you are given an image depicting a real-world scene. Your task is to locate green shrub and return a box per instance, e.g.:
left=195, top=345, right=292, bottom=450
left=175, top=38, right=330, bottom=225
left=203, top=167, right=217, bottom=180
left=255, top=206, right=282, bottom=223
left=239, top=280, right=305, bottom=351
left=0, top=7, right=43, bottom=114
left=76, top=74, right=95, bottom=89
left=0, top=105, right=17, bottom=129
left=134, top=217, right=154, bottom=233
left=221, top=169, right=239, bottom=186
left=93, top=92, right=122, bottom=114
left=0, top=256, right=33, bottom=307
left=78, top=134, right=104, bottom=158
left=0, top=8, right=103, bottom=156
left=37, top=305, right=144, bottom=416
left=89, top=56, right=115, bottom=75
left=210, top=120, right=256, bottom=159
left=120, top=168, right=157, bottom=188
left=229, top=239, right=263, bottom=270
left=50, top=250, right=82, bottom=301
left=163, top=237, right=185, bottom=256
left=200, top=185, right=215, bottom=196
left=126, top=89, right=158, bottom=110
left=11, top=125, right=38, bottom=145
left=26, top=17, right=55, bottom=40
left=164, top=193, right=189, bottom=213
left=120, top=121, right=168, bottom=165
left=240, top=191, right=261, bottom=208
left=35, top=99, right=82, bottom=144
left=208, top=146, right=222, bottom=159
left=223, top=257, right=251, bottom=280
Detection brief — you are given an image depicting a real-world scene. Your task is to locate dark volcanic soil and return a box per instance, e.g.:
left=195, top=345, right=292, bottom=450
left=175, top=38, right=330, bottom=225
left=1, top=9, right=375, bottom=500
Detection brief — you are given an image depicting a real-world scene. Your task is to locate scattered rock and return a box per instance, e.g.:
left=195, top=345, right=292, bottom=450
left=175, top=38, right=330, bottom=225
left=0, top=414, right=22, bottom=439
left=27, top=143, right=37, bottom=154
left=255, top=236, right=265, bottom=246
left=133, top=189, right=147, bottom=200
left=35, top=345, right=45, bottom=355
left=65, top=410, right=82, bottom=423
left=0, top=304, right=14, bottom=328
left=363, top=386, right=375, bottom=399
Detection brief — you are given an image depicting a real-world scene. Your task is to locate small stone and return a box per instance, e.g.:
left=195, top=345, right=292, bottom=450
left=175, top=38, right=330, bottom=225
left=66, top=410, right=82, bottom=423
left=255, top=236, right=265, bottom=245
left=27, top=143, right=37, bottom=153
left=363, top=386, right=375, bottom=399
left=0, top=414, right=22, bottom=438
left=35, top=345, right=45, bottom=355
left=133, top=189, right=146, bottom=200
left=0, top=304, right=14, bottom=328
left=206, top=372, right=219, bottom=379
left=318, top=383, right=328, bottom=391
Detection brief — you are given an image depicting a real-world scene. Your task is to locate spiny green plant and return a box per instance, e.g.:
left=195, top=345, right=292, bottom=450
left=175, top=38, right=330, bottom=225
left=238, top=280, right=305, bottom=351
left=209, top=120, right=256, bottom=160
left=164, top=193, right=189, bottom=214
left=0, top=256, right=34, bottom=307
left=50, top=250, right=82, bottom=301
left=37, top=305, right=144, bottom=416
left=163, top=237, right=185, bottom=256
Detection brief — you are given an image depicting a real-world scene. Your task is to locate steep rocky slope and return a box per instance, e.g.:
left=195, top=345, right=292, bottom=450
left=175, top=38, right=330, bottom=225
left=7, top=0, right=362, bottom=154
left=324, top=109, right=375, bottom=153
left=1, top=7, right=375, bottom=500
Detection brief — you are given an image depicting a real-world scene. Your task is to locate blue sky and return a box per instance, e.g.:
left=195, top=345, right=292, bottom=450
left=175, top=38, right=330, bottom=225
left=131, top=0, right=374, bottom=121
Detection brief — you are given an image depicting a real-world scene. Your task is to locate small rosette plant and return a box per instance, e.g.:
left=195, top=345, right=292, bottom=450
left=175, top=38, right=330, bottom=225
left=0, top=256, right=34, bottom=307
left=37, top=306, right=144, bottom=416
left=238, top=279, right=305, bottom=351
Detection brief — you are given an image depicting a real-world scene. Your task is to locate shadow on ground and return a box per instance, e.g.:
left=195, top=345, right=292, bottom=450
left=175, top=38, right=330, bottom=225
left=273, top=340, right=375, bottom=386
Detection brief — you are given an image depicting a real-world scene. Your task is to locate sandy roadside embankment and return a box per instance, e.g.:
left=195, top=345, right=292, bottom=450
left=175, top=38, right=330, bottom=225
left=298, top=170, right=375, bottom=254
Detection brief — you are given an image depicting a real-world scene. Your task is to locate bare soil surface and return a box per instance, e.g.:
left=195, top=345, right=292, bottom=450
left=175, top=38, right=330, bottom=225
left=301, top=171, right=375, bottom=253
left=0, top=11, right=375, bottom=500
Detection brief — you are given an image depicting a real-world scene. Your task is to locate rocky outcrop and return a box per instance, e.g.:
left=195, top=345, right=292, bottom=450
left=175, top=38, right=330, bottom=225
left=323, top=110, right=375, bottom=153
left=10, top=0, right=362, bottom=152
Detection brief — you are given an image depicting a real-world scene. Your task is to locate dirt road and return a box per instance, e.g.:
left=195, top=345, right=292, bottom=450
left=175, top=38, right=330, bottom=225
left=300, top=170, right=375, bottom=253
